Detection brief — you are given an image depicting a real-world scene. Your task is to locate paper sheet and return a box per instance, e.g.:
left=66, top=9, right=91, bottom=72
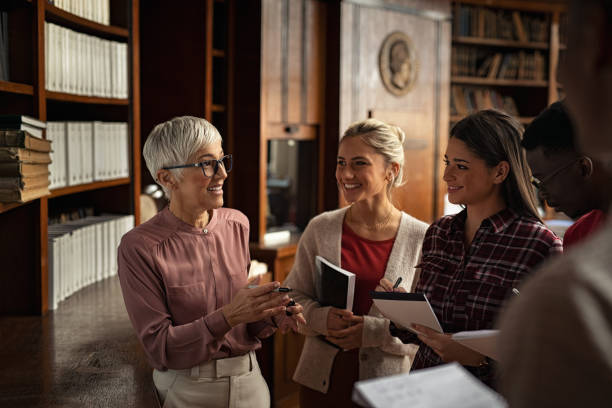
left=352, top=362, right=507, bottom=408
left=451, top=330, right=500, bottom=360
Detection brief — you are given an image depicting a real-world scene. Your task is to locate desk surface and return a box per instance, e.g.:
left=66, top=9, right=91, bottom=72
left=0, top=277, right=158, bottom=407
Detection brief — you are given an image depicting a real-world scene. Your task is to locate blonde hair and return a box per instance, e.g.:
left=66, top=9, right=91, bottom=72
left=341, top=118, right=406, bottom=197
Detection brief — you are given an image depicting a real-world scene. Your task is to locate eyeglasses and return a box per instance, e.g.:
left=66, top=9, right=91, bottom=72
left=162, top=154, right=233, bottom=178
left=530, top=158, right=579, bottom=190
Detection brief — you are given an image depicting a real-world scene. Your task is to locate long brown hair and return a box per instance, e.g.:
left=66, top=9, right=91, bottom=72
left=451, top=110, right=541, bottom=221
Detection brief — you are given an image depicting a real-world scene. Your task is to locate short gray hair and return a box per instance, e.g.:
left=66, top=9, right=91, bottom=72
left=341, top=118, right=406, bottom=197
left=143, top=116, right=222, bottom=197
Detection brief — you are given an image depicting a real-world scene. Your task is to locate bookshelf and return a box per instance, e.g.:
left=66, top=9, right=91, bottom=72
left=450, top=0, right=566, bottom=124
left=0, top=0, right=140, bottom=315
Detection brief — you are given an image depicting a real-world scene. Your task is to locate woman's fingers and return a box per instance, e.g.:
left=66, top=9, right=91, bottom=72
left=328, top=322, right=363, bottom=338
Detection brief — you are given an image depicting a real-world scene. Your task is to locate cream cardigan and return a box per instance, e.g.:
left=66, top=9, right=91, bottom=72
left=284, top=207, right=428, bottom=393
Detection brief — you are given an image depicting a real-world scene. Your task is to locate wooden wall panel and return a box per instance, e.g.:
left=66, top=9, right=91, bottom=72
left=305, top=0, right=326, bottom=125
left=339, top=0, right=451, bottom=223
left=262, top=0, right=283, bottom=124
left=287, top=0, right=303, bottom=123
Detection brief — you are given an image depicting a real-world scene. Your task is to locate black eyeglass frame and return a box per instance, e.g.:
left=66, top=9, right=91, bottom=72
left=162, top=154, right=233, bottom=178
left=530, top=157, right=580, bottom=190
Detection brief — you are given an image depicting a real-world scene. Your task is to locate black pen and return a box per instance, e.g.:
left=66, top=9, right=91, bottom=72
left=247, top=285, right=292, bottom=293
left=392, top=277, right=403, bottom=289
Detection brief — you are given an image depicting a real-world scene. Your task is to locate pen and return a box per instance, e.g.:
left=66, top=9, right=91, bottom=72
left=393, top=277, right=403, bottom=289
left=512, top=288, right=520, bottom=296
left=247, top=285, right=293, bottom=293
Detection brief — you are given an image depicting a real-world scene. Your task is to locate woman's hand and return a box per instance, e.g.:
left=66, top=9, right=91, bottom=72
left=327, top=307, right=354, bottom=331
left=375, top=278, right=407, bottom=293
left=326, top=315, right=364, bottom=350
left=222, top=281, right=288, bottom=327
left=412, top=324, right=486, bottom=366
left=276, top=299, right=307, bottom=334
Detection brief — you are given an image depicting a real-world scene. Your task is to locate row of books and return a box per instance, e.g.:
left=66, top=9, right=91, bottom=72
left=50, top=0, right=111, bottom=26
left=451, top=86, right=519, bottom=117
left=48, top=214, right=134, bottom=310
left=47, top=121, right=130, bottom=189
left=454, top=5, right=549, bottom=43
left=0, top=12, right=8, bottom=82
left=0, top=116, right=51, bottom=203
left=45, top=23, right=128, bottom=99
left=452, top=47, right=546, bottom=80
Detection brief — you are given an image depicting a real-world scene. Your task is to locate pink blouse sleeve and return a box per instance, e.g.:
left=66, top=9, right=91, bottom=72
left=117, top=236, right=232, bottom=370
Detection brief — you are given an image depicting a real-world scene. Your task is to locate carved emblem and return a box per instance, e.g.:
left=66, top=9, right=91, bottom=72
left=379, top=31, right=418, bottom=96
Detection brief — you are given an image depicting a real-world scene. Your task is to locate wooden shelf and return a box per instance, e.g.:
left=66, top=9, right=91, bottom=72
left=0, top=80, right=34, bottom=96
left=49, top=178, right=130, bottom=198
left=0, top=201, right=29, bottom=215
left=453, top=36, right=549, bottom=50
left=452, top=76, right=548, bottom=87
left=45, top=91, right=129, bottom=105
left=212, top=49, right=226, bottom=57
left=44, top=3, right=129, bottom=41
left=450, top=114, right=534, bottom=124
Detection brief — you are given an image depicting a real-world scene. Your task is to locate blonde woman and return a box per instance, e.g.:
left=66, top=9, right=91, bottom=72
left=284, top=119, right=428, bottom=406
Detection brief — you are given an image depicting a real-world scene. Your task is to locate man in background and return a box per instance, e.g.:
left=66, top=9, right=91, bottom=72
left=522, top=101, right=610, bottom=248
left=499, top=0, right=612, bottom=406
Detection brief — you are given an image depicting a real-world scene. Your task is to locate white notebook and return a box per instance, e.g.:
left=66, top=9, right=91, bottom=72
left=451, top=330, right=500, bottom=360
left=352, top=362, right=507, bottom=408
left=371, top=291, right=443, bottom=333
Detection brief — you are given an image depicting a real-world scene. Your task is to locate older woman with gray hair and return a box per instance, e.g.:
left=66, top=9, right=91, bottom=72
left=118, top=116, right=305, bottom=408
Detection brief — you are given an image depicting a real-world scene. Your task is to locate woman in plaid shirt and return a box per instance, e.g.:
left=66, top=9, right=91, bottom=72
left=381, top=110, right=563, bottom=386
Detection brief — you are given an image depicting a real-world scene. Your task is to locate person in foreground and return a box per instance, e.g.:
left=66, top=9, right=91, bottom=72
left=498, top=1, right=612, bottom=405
left=521, top=101, right=610, bottom=248
left=385, top=110, right=562, bottom=386
left=117, top=116, right=305, bottom=408
left=284, top=119, right=428, bottom=406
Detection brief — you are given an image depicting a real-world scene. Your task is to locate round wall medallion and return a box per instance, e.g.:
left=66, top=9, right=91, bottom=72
left=379, top=31, right=418, bottom=96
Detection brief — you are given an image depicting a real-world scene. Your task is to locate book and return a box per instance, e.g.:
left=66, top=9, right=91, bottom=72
left=0, top=115, right=47, bottom=129
left=451, top=330, right=500, bottom=360
left=352, top=362, right=507, bottom=408
left=0, top=123, right=43, bottom=138
left=0, top=147, right=52, bottom=164
left=371, top=291, right=443, bottom=333
left=0, top=173, right=50, bottom=190
left=0, top=130, right=52, bottom=152
left=315, top=255, right=355, bottom=310
left=0, top=162, right=49, bottom=177
left=0, top=185, right=50, bottom=202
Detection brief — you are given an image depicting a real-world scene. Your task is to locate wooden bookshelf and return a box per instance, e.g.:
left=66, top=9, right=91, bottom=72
left=453, top=36, right=549, bottom=49
left=0, top=0, right=140, bottom=316
left=44, top=3, right=129, bottom=40
left=49, top=178, right=131, bottom=198
left=451, top=0, right=566, bottom=121
left=45, top=91, right=129, bottom=105
left=0, top=80, right=34, bottom=95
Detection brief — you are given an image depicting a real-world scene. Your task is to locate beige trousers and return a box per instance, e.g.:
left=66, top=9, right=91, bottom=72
left=153, top=351, right=270, bottom=408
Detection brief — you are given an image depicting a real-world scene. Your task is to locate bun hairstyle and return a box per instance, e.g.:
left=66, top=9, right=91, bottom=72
left=341, top=118, right=406, bottom=195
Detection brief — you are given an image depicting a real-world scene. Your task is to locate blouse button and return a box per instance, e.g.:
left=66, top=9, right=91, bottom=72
left=203, top=228, right=208, bottom=235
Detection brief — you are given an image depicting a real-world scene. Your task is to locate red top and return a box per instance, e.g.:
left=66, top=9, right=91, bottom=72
left=563, top=209, right=606, bottom=249
left=341, top=223, right=395, bottom=316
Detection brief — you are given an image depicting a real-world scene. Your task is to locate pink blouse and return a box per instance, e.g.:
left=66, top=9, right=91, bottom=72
left=118, top=207, right=276, bottom=370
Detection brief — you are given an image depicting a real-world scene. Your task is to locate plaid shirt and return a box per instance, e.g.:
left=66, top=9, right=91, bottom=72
left=396, top=208, right=562, bottom=384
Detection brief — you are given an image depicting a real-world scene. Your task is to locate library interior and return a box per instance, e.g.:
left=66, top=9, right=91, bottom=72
left=1, top=0, right=611, bottom=407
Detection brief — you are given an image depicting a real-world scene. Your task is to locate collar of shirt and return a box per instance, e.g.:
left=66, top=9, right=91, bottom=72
left=161, top=206, right=219, bottom=234
left=449, top=207, right=520, bottom=235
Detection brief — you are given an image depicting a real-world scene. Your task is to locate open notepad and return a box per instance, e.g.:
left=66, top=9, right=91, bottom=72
left=352, top=362, right=507, bottom=408
left=371, top=292, right=499, bottom=360
left=371, top=291, right=443, bottom=333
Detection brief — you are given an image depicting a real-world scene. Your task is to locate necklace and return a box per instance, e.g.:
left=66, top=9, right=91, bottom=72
left=349, top=205, right=395, bottom=231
